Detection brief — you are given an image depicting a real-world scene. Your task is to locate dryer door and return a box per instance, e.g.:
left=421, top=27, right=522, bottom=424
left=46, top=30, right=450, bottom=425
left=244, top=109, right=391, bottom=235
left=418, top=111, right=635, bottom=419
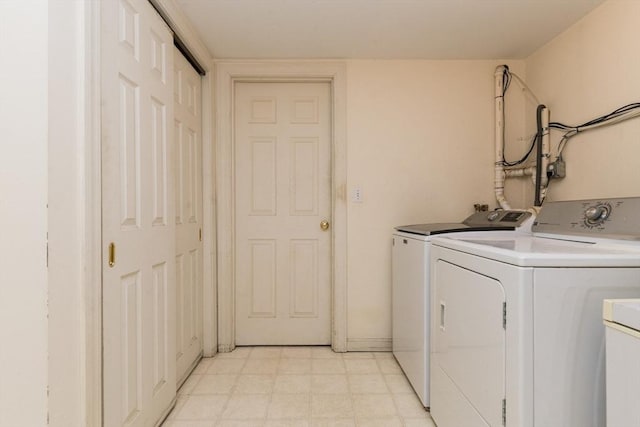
left=432, top=259, right=505, bottom=427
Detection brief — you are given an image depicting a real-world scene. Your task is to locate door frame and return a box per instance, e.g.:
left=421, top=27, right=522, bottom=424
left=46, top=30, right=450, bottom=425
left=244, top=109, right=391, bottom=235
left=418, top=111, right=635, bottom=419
left=215, top=61, right=348, bottom=352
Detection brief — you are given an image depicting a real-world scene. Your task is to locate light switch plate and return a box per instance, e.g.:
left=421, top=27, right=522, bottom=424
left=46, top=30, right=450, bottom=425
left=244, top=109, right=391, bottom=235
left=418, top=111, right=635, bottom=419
left=352, top=187, right=363, bottom=203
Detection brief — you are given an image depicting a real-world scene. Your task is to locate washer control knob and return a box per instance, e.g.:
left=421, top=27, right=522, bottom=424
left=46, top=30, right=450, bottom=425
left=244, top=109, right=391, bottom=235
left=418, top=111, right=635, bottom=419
left=585, top=204, right=610, bottom=224
left=487, top=211, right=501, bottom=221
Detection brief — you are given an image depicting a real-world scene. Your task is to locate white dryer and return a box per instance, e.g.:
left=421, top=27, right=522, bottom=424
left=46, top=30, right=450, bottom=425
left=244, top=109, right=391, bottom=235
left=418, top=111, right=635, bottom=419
left=429, top=197, right=640, bottom=427
left=392, top=210, right=533, bottom=408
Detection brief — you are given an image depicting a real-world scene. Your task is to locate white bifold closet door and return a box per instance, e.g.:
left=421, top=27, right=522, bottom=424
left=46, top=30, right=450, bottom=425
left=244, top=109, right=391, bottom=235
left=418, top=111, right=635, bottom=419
left=173, top=48, right=203, bottom=384
left=101, top=0, right=176, bottom=425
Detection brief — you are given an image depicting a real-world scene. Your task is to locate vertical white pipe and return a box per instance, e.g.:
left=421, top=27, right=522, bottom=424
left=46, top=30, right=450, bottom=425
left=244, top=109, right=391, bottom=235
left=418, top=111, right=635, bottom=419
left=494, top=65, right=511, bottom=209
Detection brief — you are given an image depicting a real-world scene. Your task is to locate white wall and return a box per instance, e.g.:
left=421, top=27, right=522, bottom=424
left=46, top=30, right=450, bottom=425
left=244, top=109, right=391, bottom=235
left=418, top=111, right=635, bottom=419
left=525, top=0, right=640, bottom=201
left=48, top=2, right=97, bottom=426
left=0, top=3, right=99, bottom=426
left=0, top=1, right=49, bottom=425
left=345, top=60, right=525, bottom=347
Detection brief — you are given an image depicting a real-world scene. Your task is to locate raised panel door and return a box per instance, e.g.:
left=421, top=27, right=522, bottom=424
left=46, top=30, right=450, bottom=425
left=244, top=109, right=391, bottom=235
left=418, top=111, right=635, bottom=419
left=102, top=0, right=176, bottom=425
left=234, top=82, right=331, bottom=345
left=174, top=48, right=203, bottom=384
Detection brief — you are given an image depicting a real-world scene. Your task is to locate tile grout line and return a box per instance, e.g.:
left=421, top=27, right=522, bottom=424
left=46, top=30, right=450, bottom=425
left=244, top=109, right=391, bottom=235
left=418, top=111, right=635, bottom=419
left=378, top=353, right=406, bottom=426
left=213, top=353, right=243, bottom=424
left=168, top=346, right=434, bottom=426
left=260, top=348, right=277, bottom=425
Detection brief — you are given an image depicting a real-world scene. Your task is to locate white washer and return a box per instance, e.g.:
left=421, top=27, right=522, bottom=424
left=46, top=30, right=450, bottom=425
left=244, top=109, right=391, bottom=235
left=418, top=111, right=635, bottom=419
left=603, top=299, right=640, bottom=427
left=429, top=197, right=640, bottom=427
left=391, top=210, right=533, bottom=407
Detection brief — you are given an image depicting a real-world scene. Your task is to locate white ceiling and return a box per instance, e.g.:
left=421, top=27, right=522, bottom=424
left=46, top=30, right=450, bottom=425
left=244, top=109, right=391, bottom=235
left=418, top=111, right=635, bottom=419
left=174, top=0, right=605, bottom=60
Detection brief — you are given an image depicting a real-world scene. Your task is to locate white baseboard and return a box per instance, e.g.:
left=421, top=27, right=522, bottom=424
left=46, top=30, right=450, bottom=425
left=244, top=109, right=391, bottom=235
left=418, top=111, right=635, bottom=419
left=346, top=338, right=392, bottom=352
left=177, top=352, right=203, bottom=389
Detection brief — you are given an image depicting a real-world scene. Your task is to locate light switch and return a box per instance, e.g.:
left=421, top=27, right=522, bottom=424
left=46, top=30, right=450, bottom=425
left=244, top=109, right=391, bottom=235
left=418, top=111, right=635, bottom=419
left=352, top=187, right=363, bottom=203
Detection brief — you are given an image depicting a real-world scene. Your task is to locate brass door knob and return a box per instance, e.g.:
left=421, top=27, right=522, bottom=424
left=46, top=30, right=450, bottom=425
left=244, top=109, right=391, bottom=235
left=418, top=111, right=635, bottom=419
left=320, top=220, right=330, bottom=231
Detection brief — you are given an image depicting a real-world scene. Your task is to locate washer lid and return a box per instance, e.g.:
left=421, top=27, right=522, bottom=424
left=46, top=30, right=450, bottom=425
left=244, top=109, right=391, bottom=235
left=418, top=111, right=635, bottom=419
left=603, top=299, right=640, bottom=332
left=394, top=223, right=513, bottom=236
left=394, top=209, right=532, bottom=236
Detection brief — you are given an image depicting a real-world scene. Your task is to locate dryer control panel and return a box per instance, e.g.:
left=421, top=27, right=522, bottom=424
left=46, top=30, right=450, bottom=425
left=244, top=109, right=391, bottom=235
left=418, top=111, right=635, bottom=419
left=533, top=197, right=640, bottom=240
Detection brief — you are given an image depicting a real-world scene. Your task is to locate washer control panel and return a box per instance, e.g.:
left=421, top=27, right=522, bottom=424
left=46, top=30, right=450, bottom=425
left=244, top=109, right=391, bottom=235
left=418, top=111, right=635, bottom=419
left=464, top=210, right=532, bottom=227
left=533, top=197, right=640, bottom=240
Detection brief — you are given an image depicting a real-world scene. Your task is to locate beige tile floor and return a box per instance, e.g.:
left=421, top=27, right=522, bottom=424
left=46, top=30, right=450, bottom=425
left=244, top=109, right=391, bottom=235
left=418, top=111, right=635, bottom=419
left=163, top=346, right=436, bottom=427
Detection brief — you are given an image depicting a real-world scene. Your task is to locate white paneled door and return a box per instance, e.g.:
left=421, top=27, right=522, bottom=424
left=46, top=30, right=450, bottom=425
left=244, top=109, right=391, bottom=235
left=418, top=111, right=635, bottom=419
left=101, top=0, right=176, bottom=425
left=234, top=82, right=332, bottom=345
left=174, top=49, right=203, bottom=384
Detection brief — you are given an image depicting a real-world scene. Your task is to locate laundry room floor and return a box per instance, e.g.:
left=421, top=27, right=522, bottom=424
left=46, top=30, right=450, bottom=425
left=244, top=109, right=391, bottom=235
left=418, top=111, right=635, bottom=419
left=163, top=346, right=436, bottom=427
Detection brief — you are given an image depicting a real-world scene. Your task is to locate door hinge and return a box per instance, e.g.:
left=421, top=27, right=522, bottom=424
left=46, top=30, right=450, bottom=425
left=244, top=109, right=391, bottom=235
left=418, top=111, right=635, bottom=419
left=503, top=302, right=507, bottom=329
left=502, top=398, right=506, bottom=426
left=199, top=228, right=202, bottom=242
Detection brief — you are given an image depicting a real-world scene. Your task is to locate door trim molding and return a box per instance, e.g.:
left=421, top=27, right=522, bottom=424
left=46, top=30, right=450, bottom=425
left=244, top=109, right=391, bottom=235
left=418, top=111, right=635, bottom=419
left=215, top=61, right=348, bottom=352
